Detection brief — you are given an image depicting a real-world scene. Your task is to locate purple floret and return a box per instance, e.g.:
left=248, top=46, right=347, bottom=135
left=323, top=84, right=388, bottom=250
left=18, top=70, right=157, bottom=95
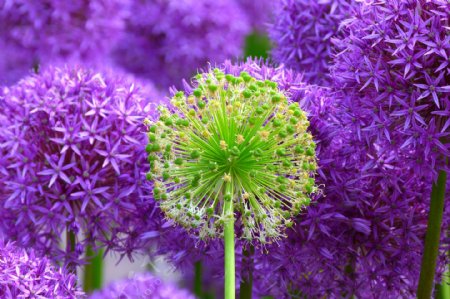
left=0, top=65, right=164, bottom=265
left=0, top=241, right=84, bottom=298
left=89, top=272, right=195, bottom=299
left=111, top=0, right=250, bottom=89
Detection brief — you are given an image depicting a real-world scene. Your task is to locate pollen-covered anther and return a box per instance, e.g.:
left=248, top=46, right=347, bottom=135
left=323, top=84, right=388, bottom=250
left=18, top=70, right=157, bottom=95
left=187, top=96, right=195, bottom=105
left=223, top=173, right=232, bottom=182
left=220, top=140, right=228, bottom=150
left=259, top=130, right=270, bottom=141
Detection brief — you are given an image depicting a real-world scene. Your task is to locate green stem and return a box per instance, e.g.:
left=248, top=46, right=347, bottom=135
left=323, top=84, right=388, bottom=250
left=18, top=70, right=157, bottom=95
left=194, top=261, right=203, bottom=298
left=437, top=239, right=450, bottom=299
left=239, top=246, right=254, bottom=299
left=83, top=246, right=104, bottom=293
left=66, top=229, right=76, bottom=275
left=224, top=191, right=235, bottom=299
left=437, top=280, right=450, bottom=299
left=417, top=168, right=447, bottom=299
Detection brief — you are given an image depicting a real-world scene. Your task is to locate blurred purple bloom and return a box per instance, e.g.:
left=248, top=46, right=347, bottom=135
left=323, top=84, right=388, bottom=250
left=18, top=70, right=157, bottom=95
left=234, top=0, right=273, bottom=31
left=268, top=0, right=357, bottom=84
left=89, top=272, right=195, bottom=299
left=0, top=65, right=164, bottom=265
left=0, top=0, right=127, bottom=85
left=111, top=0, right=250, bottom=89
left=0, top=241, right=84, bottom=298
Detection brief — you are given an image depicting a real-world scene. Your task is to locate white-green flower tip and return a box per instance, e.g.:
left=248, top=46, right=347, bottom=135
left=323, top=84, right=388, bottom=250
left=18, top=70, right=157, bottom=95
left=146, top=68, right=317, bottom=243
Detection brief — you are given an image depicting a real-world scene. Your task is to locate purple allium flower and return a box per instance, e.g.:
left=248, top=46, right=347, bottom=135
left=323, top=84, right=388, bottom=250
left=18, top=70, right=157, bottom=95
left=268, top=0, right=357, bottom=85
left=89, top=273, right=195, bottom=299
left=0, top=65, right=163, bottom=265
left=331, top=0, right=450, bottom=173
left=0, top=0, right=126, bottom=85
left=111, top=0, right=250, bottom=89
left=0, top=241, right=84, bottom=298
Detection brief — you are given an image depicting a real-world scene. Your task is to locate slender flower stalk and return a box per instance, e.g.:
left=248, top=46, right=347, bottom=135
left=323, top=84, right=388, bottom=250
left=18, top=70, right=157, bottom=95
left=83, top=246, right=104, bottom=293
left=194, top=261, right=203, bottom=297
left=146, top=68, right=317, bottom=298
left=418, top=167, right=448, bottom=299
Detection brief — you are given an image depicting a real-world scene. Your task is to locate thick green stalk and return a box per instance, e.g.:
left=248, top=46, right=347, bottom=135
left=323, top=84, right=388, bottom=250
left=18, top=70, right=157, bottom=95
left=194, top=261, right=203, bottom=298
left=224, top=197, right=235, bottom=299
left=417, top=169, right=447, bottom=299
left=83, top=246, right=104, bottom=293
left=239, top=246, right=254, bottom=299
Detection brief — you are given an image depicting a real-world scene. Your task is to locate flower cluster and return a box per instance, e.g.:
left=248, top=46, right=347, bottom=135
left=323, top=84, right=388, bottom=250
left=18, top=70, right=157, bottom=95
left=268, top=0, right=357, bottom=84
left=111, top=0, right=250, bottom=89
left=89, top=273, right=195, bottom=299
left=332, top=0, right=450, bottom=174
left=146, top=67, right=317, bottom=244
left=0, top=0, right=126, bottom=85
left=0, top=65, right=163, bottom=264
left=0, top=241, right=84, bottom=298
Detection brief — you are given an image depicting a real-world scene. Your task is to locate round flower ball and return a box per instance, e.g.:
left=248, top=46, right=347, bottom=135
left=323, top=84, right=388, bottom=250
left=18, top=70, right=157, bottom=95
left=89, top=273, right=195, bottom=299
left=269, top=0, right=357, bottom=85
left=332, top=0, right=450, bottom=173
left=112, top=0, right=251, bottom=89
left=0, top=65, right=162, bottom=265
left=0, top=0, right=126, bottom=85
left=146, top=66, right=318, bottom=244
left=0, top=241, right=84, bottom=298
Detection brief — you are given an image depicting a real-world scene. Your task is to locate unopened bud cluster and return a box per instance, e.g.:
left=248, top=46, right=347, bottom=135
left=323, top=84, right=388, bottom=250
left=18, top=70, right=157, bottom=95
left=146, top=68, right=317, bottom=243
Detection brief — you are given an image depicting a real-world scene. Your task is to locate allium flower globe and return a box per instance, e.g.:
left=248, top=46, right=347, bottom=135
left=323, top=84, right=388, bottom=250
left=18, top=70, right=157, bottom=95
left=112, top=0, right=250, bottom=88
left=269, top=0, right=357, bottom=84
left=0, top=0, right=126, bottom=85
left=0, top=65, right=162, bottom=264
left=332, top=0, right=450, bottom=173
left=0, top=241, right=84, bottom=298
left=89, top=273, right=195, bottom=299
left=146, top=67, right=318, bottom=243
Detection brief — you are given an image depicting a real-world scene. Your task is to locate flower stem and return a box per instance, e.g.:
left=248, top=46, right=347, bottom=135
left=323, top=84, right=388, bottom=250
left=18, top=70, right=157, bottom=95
left=83, top=246, right=104, bottom=293
left=66, top=229, right=76, bottom=275
left=194, top=261, right=203, bottom=298
left=224, top=183, right=235, bottom=299
left=239, top=246, right=254, bottom=299
left=418, top=168, right=447, bottom=299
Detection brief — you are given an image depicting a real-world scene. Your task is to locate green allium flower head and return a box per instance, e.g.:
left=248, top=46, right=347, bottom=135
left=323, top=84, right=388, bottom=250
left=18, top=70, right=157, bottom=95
left=146, top=68, right=317, bottom=243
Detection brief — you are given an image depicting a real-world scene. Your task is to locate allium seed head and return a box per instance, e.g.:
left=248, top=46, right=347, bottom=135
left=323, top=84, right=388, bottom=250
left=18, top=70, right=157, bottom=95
left=147, top=68, right=317, bottom=243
